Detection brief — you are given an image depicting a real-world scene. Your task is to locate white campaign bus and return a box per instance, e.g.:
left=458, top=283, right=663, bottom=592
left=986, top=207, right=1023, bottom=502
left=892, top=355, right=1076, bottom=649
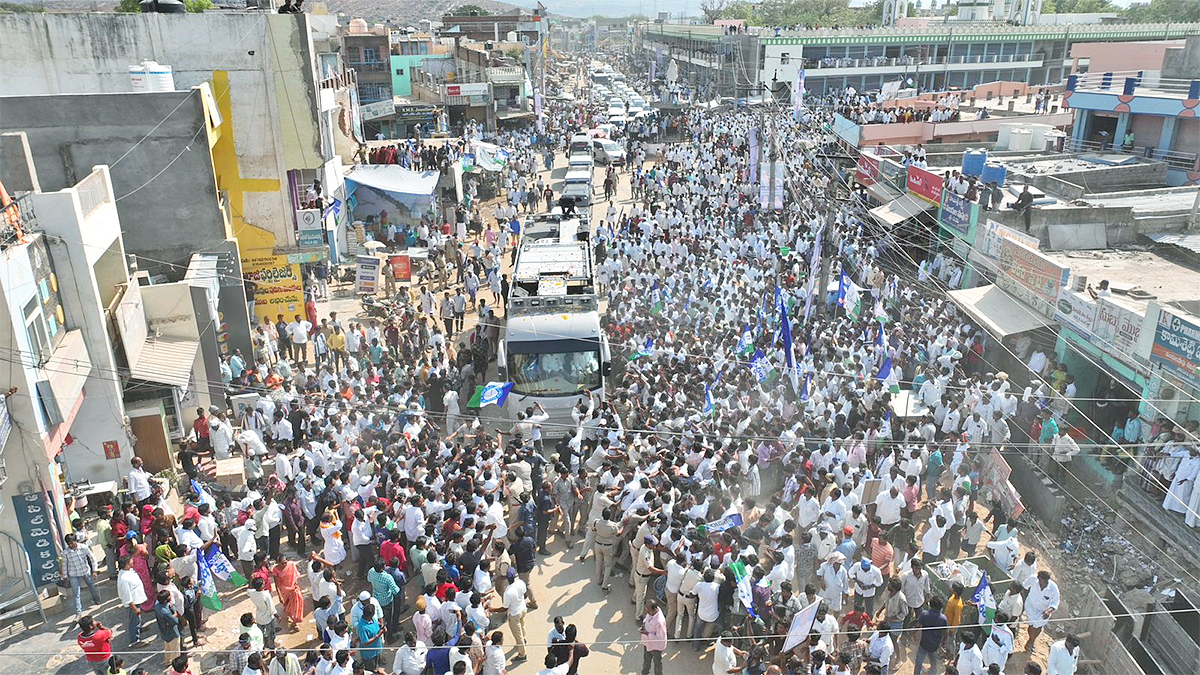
left=497, top=238, right=609, bottom=437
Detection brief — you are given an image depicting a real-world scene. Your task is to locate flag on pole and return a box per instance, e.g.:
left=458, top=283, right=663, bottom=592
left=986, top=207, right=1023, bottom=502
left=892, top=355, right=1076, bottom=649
left=800, top=372, right=812, bottom=403
left=972, top=572, right=997, bottom=632
left=197, top=549, right=221, bottom=611
left=780, top=297, right=800, bottom=393
left=467, top=381, right=514, bottom=409
left=702, top=384, right=714, bottom=416
left=736, top=324, right=754, bottom=356
left=628, top=338, right=654, bottom=361
left=703, top=512, right=743, bottom=535
left=876, top=357, right=901, bottom=394
left=748, top=349, right=770, bottom=383
left=728, top=560, right=757, bottom=618
left=203, top=546, right=248, bottom=588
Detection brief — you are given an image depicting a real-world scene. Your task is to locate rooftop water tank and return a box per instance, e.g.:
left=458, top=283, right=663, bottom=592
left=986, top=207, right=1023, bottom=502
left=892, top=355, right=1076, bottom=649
left=143, top=61, right=175, bottom=92
left=129, top=64, right=149, bottom=92
left=1009, top=128, right=1033, bottom=152
left=962, top=148, right=987, bottom=177
left=981, top=162, right=1007, bottom=187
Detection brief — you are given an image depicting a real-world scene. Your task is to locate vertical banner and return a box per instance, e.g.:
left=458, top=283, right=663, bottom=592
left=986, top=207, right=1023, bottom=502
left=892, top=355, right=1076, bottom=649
left=534, top=90, right=543, bottom=132
left=748, top=128, right=760, bottom=184
left=12, top=492, right=62, bottom=587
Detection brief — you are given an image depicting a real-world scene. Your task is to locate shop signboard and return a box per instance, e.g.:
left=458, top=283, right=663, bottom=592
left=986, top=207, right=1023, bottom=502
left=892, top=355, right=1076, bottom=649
left=855, top=154, right=880, bottom=186
left=906, top=165, right=944, bottom=206
left=1148, top=305, right=1200, bottom=390
left=241, top=254, right=304, bottom=323
left=296, top=209, right=325, bottom=248
left=446, top=82, right=489, bottom=97
left=981, top=448, right=1025, bottom=519
left=355, top=254, right=383, bottom=295
left=12, top=492, right=62, bottom=587
left=1093, top=297, right=1144, bottom=359
left=979, top=219, right=1038, bottom=259
left=996, top=238, right=1068, bottom=319
left=1054, top=288, right=1099, bottom=339
left=940, top=191, right=972, bottom=236
left=360, top=100, right=395, bottom=121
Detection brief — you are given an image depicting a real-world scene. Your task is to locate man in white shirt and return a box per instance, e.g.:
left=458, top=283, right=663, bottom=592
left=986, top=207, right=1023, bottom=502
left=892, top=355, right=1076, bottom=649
left=481, top=632, right=507, bottom=675
left=956, top=630, right=985, bottom=675
left=116, top=556, right=148, bottom=646
left=499, top=568, right=528, bottom=661
left=712, top=633, right=746, bottom=675
left=874, top=486, right=905, bottom=527
left=1047, top=634, right=1081, bottom=675
left=849, top=559, right=884, bottom=614
left=128, top=457, right=153, bottom=505
left=1023, top=571, right=1060, bottom=651
left=288, top=314, right=312, bottom=363
left=865, top=626, right=895, bottom=672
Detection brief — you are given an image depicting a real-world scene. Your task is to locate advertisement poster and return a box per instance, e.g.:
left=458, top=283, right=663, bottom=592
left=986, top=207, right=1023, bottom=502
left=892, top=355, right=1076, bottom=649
left=1148, top=305, right=1200, bottom=390
left=979, top=219, right=1038, bottom=259
left=981, top=448, right=1025, bottom=520
left=907, top=165, right=944, bottom=206
left=996, top=238, right=1069, bottom=319
left=940, top=191, right=972, bottom=235
left=1054, top=288, right=1099, bottom=340
left=1093, top=297, right=1144, bottom=358
left=388, top=254, right=411, bottom=282
left=12, top=492, right=62, bottom=587
left=241, top=255, right=304, bottom=322
left=356, top=255, right=383, bottom=295
left=855, top=154, right=880, bottom=186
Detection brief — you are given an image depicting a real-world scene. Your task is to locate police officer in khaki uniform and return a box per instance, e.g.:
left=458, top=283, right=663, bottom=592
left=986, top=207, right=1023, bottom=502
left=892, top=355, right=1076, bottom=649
left=633, top=535, right=666, bottom=611
left=591, top=507, right=622, bottom=590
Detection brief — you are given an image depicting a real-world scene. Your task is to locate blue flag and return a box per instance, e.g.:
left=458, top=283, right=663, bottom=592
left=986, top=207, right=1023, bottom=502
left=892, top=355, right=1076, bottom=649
left=780, top=297, right=799, bottom=392
left=877, top=357, right=901, bottom=393
left=800, top=372, right=812, bottom=403
left=468, top=381, right=513, bottom=408
left=749, top=349, right=769, bottom=382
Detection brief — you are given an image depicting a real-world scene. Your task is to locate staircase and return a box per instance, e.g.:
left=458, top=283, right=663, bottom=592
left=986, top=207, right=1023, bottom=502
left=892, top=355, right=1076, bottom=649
left=0, top=530, right=46, bottom=626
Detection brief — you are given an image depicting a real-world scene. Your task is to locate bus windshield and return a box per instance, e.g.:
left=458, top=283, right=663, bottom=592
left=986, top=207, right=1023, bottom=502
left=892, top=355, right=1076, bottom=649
left=509, top=348, right=601, bottom=396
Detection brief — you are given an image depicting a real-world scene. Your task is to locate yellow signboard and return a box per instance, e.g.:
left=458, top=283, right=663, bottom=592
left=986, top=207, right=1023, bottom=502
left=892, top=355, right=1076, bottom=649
left=242, top=254, right=304, bottom=323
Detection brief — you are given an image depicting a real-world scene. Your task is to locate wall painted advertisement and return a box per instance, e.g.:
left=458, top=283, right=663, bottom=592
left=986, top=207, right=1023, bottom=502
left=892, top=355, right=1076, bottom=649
left=979, top=219, right=1038, bottom=259
left=1147, top=304, right=1200, bottom=390
left=907, top=165, right=944, bottom=206
left=241, top=255, right=304, bottom=323
left=996, top=238, right=1069, bottom=319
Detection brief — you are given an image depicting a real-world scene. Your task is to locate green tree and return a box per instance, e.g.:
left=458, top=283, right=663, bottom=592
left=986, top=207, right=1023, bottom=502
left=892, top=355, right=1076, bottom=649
left=115, top=0, right=140, bottom=11
left=0, top=2, right=46, bottom=11
left=451, top=4, right=489, bottom=15
left=1125, top=0, right=1200, bottom=22
left=185, top=0, right=213, bottom=10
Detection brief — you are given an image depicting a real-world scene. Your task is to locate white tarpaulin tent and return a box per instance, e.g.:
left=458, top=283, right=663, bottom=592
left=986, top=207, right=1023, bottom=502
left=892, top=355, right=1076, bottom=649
left=345, top=165, right=440, bottom=197
left=947, top=284, right=1056, bottom=337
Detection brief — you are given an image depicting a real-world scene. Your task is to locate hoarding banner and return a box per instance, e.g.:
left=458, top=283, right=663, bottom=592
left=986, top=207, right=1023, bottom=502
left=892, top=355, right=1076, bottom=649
left=242, top=255, right=304, bottom=323
left=979, top=219, right=1038, bottom=259
left=996, top=238, right=1069, bottom=319
left=855, top=154, right=880, bottom=186
left=1054, top=288, right=1099, bottom=339
left=446, top=82, right=489, bottom=97
left=907, top=165, right=944, bottom=205
left=1093, top=298, right=1144, bottom=358
left=389, top=254, right=411, bottom=282
left=940, top=191, right=972, bottom=236
left=1149, top=306, right=1200, bottom=390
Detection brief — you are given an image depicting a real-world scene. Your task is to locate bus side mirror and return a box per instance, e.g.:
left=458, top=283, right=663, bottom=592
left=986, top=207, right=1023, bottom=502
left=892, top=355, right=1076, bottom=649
left=602, top=361, right=612, bottom=376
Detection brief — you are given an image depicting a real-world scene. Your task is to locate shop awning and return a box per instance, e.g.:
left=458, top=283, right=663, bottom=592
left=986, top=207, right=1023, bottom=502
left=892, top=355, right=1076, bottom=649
left=128, top=337, right=199, bottom=388
left=947, top=284, right=1056, bottom=338
left=864, top=180, right=902, bottom=204
left=868, top=193, right=934, bottom=227
left=345, top=165, right=440, bottom=198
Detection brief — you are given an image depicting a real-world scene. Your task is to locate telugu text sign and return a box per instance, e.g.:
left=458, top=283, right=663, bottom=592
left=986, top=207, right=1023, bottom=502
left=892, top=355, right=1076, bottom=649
left=940, top=191, right=972, bottom=236
left=1149, top=306, right=1200, bottom=390
left=241, top=255, right=304, bottom=323
left=1093, top=297, right=1144, bottom=359
left=12, top=492, right=62, bottom=587
left=996, top=238, right=1069, bottom=319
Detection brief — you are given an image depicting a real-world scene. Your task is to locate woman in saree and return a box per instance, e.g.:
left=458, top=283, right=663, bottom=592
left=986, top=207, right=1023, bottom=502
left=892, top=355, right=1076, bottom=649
left=130, top=544, right=156, bottom=612
left=271, top=554, right=305, bottom=629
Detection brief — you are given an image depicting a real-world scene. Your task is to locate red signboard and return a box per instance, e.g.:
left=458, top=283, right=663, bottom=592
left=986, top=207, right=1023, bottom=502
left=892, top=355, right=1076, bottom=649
left=389, top=254, right=411, bottom=282
left=855, top=154, right=881, bottom=186
left=907, top=165, right=944, bottom=206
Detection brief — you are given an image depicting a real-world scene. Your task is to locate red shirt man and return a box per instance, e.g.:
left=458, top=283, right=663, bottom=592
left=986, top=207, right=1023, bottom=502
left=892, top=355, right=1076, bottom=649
left=77, top=617, right=113, bottom=668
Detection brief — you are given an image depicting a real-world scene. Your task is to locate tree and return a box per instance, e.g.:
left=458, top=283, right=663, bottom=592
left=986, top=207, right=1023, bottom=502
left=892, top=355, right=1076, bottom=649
left=451, top=4, right=489, bottom=15
left=185, top=0, right=213, bottom=10
left=701, top=0, right=729, bottom=22
left=115, top=0, right=140, bottom=11
left=1124, top=0, right=1200, bottom=22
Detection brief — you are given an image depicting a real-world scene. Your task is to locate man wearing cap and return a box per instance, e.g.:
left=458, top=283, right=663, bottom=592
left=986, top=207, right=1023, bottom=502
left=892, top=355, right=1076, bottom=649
left=232, top=519, right=258, bottom=580
left=590, top=507, right=622, bottom=590
left=633, top=535, right=667, bottom=611
left=849, top=558, right=884, bottom=615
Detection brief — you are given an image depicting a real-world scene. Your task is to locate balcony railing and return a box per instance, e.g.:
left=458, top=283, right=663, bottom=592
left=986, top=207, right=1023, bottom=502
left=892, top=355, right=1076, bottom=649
left=349, top=61, right=389, bottom=72
left=1069, top=70, right=1199, bottom=98
left=802, top=53, right=1040, bottom=70
left=76, top=169, right=111, bottom=216
left=1, top=193, right=37, bottom=249
left=1063, top=138, right=1199, bottom=173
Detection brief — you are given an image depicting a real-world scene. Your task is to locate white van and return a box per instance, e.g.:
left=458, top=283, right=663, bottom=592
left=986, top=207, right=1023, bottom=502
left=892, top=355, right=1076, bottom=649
left=569, top=133, right=592, bottom=156
left=564, top=169, right=592, bottom=189
left=567, top=153, right=595, bottom=173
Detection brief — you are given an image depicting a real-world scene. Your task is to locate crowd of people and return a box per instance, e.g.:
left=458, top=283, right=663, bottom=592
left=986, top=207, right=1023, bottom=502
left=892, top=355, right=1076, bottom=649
left=63, top=56, right=1114, bottom=675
